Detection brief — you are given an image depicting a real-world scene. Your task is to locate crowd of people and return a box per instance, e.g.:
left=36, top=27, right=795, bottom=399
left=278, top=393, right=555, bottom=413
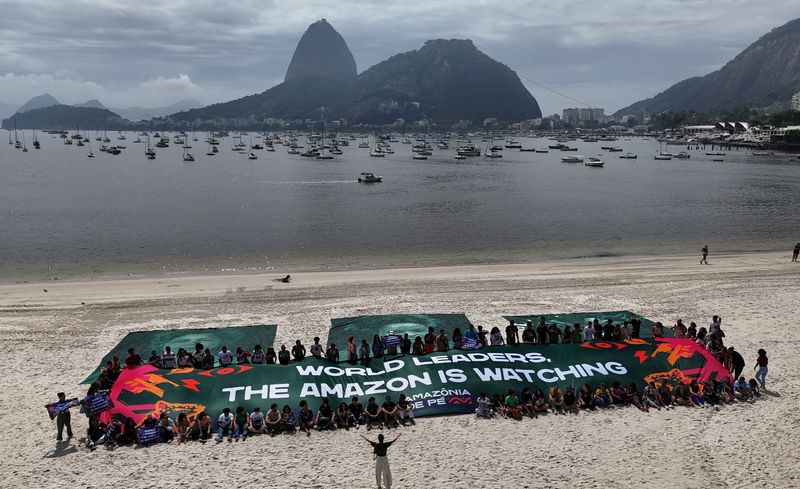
left=81, top=392, right=415, bottom=450
left=63, top=314, right=769, bottom=450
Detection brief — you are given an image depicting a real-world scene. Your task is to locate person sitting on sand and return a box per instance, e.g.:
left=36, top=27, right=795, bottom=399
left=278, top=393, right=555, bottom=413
left=278, top=344, right=291, bottom=365
left=192, top=343, right=205, bottom=367
left=371, top=335, right=385, bottom=358
left=326, top=343, right=340, bottom=363
left=251, top=344, right=265, bottom=364
left=236, top=346, right=251, bottom=364
left=315, top=399, right=335, bottom=430
left=572, top=323, right=583, bottom=343
left=248, top=406, right=265, bottom=435
left=175, top=348, right=190, bottom=368
left=116, top=417, right=138, bottom=445
left=190, top=411, right=212, bottom=441
left=733, top=376, right=751, bottom=401
left=563, top=386, right=580, bottom=414
left=349, top=396, right=365, bottom=426
left=264, top=404, right=281, bottom=436
left=491, top=393, right=506, bottom=417
left=688, top=380, right=705, bottom=406
left=673, top=382, right=692, bottom=406
left=620, top=322, right=630, bottom=340
left=176, top=413, right=191, bottom=443
left=748, top=378, right=761, bottom=398
left=310, top=337, right=324, bottom=358
left=609, top=381, right=626, bottom=405
left=549, top=386, right=565, bottom=413
left=533, top=388, right=549, bottom=414
left=475, top=393, right=493, bottom=418
left=602, top=320, right=614, bottom=341
left=216, top=407, right=235, bottom=442
left=298, top=401, right=315, bottom=436
left=625, top=383, right=646, bottom=411
left=593, top=384, right=611, bottom=408
left=651, top=322, right=664, bottom=338
left=218, top=346, right=233, bottom=367
left=436, top=329, right=449, bottom=352
left=281, top=405, right=296, bottom=433
left=158, top=412, right=176, bottom=443
left=382, top=395, right=400, bottom=427
left=657, top=382, right=673, bottom=407
left=520, top=387, right=534, bottom=417
left=125, top=348, right=144, bottom=367
left=365, top=397, right=383, bottom=430
left=281, top=275, right=291, bottom=283
left=336, top=403, right=351, bottom=430
left=504, top=388, right=522, bottom=420
left=86, top=413, right=110, bottom=450
left=412, top=336, right=425, bottom=355
left=643, top=382, right=662, bottom=410
left=397, top=394, right=414, bottom=425
left=578, top=384, right=593, bottom=410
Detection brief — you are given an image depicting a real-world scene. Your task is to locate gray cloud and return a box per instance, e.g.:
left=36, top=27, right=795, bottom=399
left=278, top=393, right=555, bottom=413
left=0, top=0, right=797, bottom=113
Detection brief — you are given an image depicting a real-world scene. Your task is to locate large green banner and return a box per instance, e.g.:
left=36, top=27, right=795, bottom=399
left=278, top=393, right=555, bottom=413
left=83, top=324, right=277, bottom=384
left=108, top=337, right=731, bottom=425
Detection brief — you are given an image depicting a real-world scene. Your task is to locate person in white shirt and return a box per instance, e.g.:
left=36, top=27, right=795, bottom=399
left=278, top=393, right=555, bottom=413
left=162, top=347, right=176, bottom=369
left=310, top=337, right=324, bottom=358
left=218, top=346, right=233, bottom=367
left=217, top=408, right=234, bottom=442
left=251, top=344, right=265, bottom=364
left=248, top=407, right=266, bottom=435
left=583, top=322, right=595, bottom=341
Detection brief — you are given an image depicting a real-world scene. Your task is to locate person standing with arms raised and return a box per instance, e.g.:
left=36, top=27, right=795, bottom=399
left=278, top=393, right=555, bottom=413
left=361, top=433, right=400, bottom=489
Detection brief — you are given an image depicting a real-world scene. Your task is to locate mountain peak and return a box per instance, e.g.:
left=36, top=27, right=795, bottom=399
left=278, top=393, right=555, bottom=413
left=284, top=19, right=357, bottom=82
left=16, top=93, right=60, bottom=114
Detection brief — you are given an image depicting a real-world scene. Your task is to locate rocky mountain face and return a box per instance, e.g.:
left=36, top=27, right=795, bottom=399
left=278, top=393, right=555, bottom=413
left=284, top=19, right=357, bottom=83
left=15, top=93, right=60, bottom=114
left=166, top=21, right=541, bottom=126
left=616, top=18, right=800, bottom=116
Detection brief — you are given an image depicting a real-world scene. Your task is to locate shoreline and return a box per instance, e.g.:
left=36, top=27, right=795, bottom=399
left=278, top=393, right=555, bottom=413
left=1, top=250, right=794, bottom=308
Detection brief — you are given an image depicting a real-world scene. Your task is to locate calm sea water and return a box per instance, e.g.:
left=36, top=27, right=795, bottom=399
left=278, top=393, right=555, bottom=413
left=2, top=131, right=799, bottom=281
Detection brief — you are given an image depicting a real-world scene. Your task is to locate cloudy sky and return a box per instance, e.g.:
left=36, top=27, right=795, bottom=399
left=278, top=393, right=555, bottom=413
left=0, top=0, right=797, bottom=113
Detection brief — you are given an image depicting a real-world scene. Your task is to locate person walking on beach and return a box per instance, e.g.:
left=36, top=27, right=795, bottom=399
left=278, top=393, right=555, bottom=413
left=793, top=243, right=799, bottom=262
left=754, top=349, right=768, bottom=390
left=361, top=433, right=400, bottom=489
left=700, top=245, right=709, bottom=264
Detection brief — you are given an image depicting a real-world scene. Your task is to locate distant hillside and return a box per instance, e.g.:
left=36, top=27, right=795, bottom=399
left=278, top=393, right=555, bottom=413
left=341, top=39, right=542, bottom=124
left=114, top=98, right=204, bottom=121
left=616, top=18, right=800, bottom=116
left=2, top=105, right=129, bottom=130
left=16, top=94, right=59, bottom=114
left=165, top=22, right=540, bottom=127
left=74, top=99, right=106, bottom=109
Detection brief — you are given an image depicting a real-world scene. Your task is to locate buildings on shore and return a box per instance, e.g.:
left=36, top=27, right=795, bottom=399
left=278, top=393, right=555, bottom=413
left=562, top=107, right=605, bottom=127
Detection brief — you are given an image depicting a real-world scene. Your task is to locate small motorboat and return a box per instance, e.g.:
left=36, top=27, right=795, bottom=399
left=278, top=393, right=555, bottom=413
left=585, top=157, right=604, bottom=167
left=412, top=153, right=428, bottom=160
left=674, top=151, right=691, bottom=159
left=619, top=153, right=638, bottom=159
left=561, top=155, right=583, bottom=163
left=358, top=172, right=382, bottom=183
left=654, top=154, right=672, bottom=160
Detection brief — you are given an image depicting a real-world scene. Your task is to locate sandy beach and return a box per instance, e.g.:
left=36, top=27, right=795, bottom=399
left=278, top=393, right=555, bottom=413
left=2, top=251, right=798, bottom=488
